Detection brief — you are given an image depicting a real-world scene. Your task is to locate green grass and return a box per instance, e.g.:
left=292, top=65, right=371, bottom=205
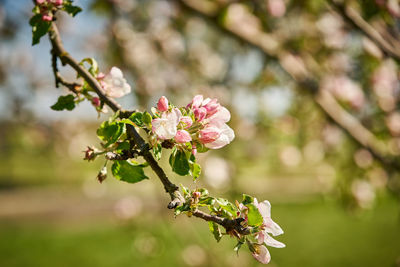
left=0, top=196, right=399, bottom=267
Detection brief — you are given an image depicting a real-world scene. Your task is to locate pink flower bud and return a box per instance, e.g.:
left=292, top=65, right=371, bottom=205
left=36, top=0, right=46, bottom=4
left=92, top=97, right=100, bottom=107
left=157, top=96, right=169, bottom=112
left=192, top=191, right=201, bottom=198
left=198, top=127, right=220, bottom=144
left=187, top=95, right=203, bottom=109
left=53, top=0, right=63, bottom=6
left=42, top=14, right=53, bottom=21
left=203, top=98, right=220, bottom=116
left=191, top=143, right=197, bottom=156
left=180, top=116, right=193, bottom=128
left=194, top=107, right=207, bottom=121
left=175, top=130, right=192, bottom=143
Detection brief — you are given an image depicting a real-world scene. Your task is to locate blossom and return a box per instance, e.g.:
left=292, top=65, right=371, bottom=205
left=92, top=97, right=100, bottom=107
left=101, top=67, right=131, bottom=98
left=180, top=116, right=193, bottom=128
left=204, top=123, right=234, bottom=149
left=42, top=14, right=53, bottom=21
left=251, top=244, right=271, bottom=264
left=175, top=130, right=192, bottom=143
left=194, top=107, right=207, bottom=121
left=157, top=96, right=169, bottom=112
left=187, top=95, right=204, bottom=109
left=251, top=198, right=285, bottom=264
left=199, top=126, right=221, bottom=144
left=152, top=108, right=181, bottom=140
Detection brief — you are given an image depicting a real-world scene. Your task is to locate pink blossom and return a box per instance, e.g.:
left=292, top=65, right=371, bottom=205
left=152, top=108, right=181, bottom=140
left=53, top=0, right=63, bottom=6
left=175, top=130, right=192, bottom=143
left=267, top=0, right=286, bottom=17
left=42, top=14, right=53, bottom=21
left=198, top=126, right=221, bottom=144
left=180, top=116, right=193, bottom=128
left=157, top=96, right=169, bottom=112
left=187, top=95, right=204, bottom=109
left=36, top=0, right=46, bottom=4
left=251, top=244, right=271, bottom=264
left=207, top=107, right=231, bottom=127
left=251, top=198, right=285, bottom=264
left=204, top=124, right=234, bottom=149
left=202, top=98, right=220, bottom=116
left=194, top=107, right=207, bottom=121
left=102, top=67, right=131, bottom=98
left=191, top=143, right=197, bottom=156
left=92, top=97, right=100, bottom=107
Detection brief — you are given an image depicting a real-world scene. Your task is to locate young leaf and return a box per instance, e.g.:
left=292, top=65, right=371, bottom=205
left=216, top=198, right=237, bottom=217
left=61, top=0, right=82, bottom=17
left=30, top=14, right=51, bottom=45
left=111, top=160, right=148, bottom=184
left=129, top=112, right=144, bottom=127
left=152, top=143, right=162, bottom=161
left=233, top=240, right=244, bottom=255
left=79, top=58, right=99, bottom=77
left=51, top=94, right=76, bottom=111
left=169, top=149, right=190, bottom=176
left=97, top=121, right=125, bottom=147
left=190, top=162, right=201, bottom=180
left=242, top=194, right=254, bottom=205
left=143, top=111, right=152, bottom=125
left=246, top=203, right=264, bottom=227
left=208, top=222, right=222, bottom=242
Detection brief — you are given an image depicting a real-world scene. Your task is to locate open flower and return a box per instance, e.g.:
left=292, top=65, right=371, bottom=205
left=101, top=67, right=131, bottom=98
left=251, top=198, right=285, bottom=264
left=204, top=123, right=234, bottom=149
left=152, top=108, right=181, bottom=140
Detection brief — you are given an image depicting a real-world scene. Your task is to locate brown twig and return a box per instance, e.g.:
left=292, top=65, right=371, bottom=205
left=328, top=0, right=400, bottom=61
left=47, top=21, right=250, bottom=235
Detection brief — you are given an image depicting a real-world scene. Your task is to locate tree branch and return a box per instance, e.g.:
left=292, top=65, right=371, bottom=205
left=174, top=0, right=400, bottom=171
left=47, top=20, right=250, bottom=235
left=328, top=0, right=400, bottom=61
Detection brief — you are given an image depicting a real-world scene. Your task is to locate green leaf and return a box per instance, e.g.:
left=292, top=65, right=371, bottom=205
left=190, top=162, right=201, bottom=180
left=169, top=149, right=190, bottom=176
left=174, top=203, right=190, bottom=216
left=216, top=198, right=237, bottom=217
left=242, top=194, right=254, bottom=205
left=198, top=197, right=215, bottom=206
left=129, top=112, right=144, bottom=127
left=208, top=222, right=222, bottom=242
left=30, top=14, right=51, bottom=45
left=51, top=94, right=76, bottom=111
left=180, top=184, right=191, bottom=198
left=152, top=143, right=162, bottom=161
left=111, top=160, right=148, bottom=184
left=246, top=203, right=264, bottom=227
left=62, top=0, right=82, bottom=17
left=97, top=121, right=125, bottom=147
left=116, top=141, right=130, bottom=152
left=143, top=111, right=152, bottom=124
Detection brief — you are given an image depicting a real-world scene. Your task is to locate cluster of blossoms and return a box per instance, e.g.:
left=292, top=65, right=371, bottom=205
left=35, top=0, right=63, bottom=21
left=151, top=95, right=235, bottom=153
left=239, top=198, right=285, bottom=264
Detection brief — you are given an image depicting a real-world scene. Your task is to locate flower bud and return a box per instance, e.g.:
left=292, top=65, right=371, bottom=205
left=180, top=116, right=193, bottom=128
left=157, top=96, right=169, bottom=112
left=203, top=98, right=220, bottom=116
left=42, top=14, right=53, bottom=21
left=191, top=143, right=197, bottom=156
left=194, top=107, right=207, bottom=121
left=192, top=191, right=201, bottom=198
left=187, top=94, right=203, bottom=109
left=175, top=130, right=192, bottom=143
left=36, top=0, right=46, bottom=4
left=92, top=97, right=100, bottom=107
left=53, top=0, right=63, bottom=6
left=198, top=127, right=220, bottom=144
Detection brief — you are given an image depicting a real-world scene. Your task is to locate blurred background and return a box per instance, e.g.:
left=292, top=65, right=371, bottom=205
left=1, top=0, right=400, bottom=266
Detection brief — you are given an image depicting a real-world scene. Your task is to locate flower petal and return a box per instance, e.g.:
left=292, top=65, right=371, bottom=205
left=264, top=232, right=285, bottom=248
left=251, top=244, right=271, bottom=264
